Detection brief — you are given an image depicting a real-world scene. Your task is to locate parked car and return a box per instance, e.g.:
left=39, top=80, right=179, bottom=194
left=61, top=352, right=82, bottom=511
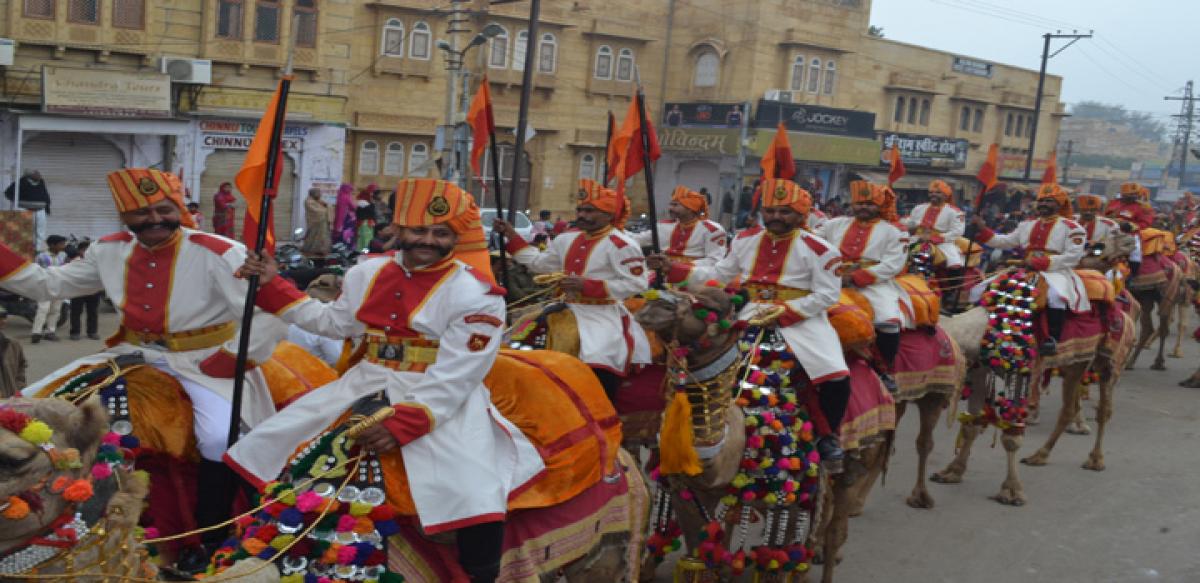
left=481, top=209, right=534, bottom=245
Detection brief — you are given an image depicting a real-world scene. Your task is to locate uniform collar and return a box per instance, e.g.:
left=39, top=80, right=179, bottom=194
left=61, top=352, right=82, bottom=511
left=396, top=252, right=457, bottom=274
left=137, top=229, right=183, bottom=252
left=583, top=226, right=614, bottom=240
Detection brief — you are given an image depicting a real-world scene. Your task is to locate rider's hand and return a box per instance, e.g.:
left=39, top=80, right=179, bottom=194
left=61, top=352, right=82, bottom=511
left=645, top=253, right=672, bottom=272
left=492, top=219, right=518, bottom=240
left=969, top=215, right=988, bottom=230
left=558, top=274, right=586, bottom=293
left=355, top=424, right=400, bottom=453
left=236, top=252, right=279, bottom=284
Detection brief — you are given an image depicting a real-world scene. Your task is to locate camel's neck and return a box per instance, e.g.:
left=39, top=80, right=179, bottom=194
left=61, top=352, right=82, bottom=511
left=682, top=333, right=739, bottom=375
left=672, top=333, right=741, bottom=448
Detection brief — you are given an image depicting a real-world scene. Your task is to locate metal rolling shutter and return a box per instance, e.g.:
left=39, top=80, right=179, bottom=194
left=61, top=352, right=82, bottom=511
left=198, top=150, right=296, bottom=242
left=23, top=132, right=126, bottom=241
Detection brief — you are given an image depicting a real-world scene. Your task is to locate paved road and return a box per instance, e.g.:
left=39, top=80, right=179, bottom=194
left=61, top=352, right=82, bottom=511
left=14, top=309, right=1200, bottom=582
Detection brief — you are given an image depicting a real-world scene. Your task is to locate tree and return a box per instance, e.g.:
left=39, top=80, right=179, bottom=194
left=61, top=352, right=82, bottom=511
left=867, top=25, right=885, bottom=38
left=1070, top=101, right=1166, bottom=144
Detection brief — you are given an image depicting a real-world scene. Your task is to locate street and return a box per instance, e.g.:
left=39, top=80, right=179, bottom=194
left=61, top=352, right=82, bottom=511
left=10, top=309, right=1200, bottom=582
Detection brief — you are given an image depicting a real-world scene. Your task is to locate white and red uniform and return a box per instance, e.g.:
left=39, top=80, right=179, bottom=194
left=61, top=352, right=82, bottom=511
left=666, top=226, right=849, bottom=383
left=0, top=229, right=286, bottom=461
left=806, top=208, right=829, bottom=233
left=632, top=218, right=727, bottom=266
left=1077, top=215, right=1120, bottom=246
left=228, top=253, right=544, bottom=534
left=820, top=217, right=914, bottom=329
left=904, top=203, right=966, bottom=268
left=508, top=228, right=652, bottom=375
left=975, top=217, right=1091, bottom=312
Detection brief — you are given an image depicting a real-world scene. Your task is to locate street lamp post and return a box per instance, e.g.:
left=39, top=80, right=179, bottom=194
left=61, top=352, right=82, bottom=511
left=438, top=24, right=504, bottom=187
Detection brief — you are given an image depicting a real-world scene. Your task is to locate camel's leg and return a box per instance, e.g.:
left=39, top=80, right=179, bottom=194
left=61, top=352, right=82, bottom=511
left=821, top=475, right=851, bottom=583
left=932, top=368, right=986, bottom=484
left=1065, top=391, right=1091, bottom=435
left=1171, top=296, right=1189, bottom=358
left=1084, top=372, right=1116, bottom=471
left=1153, top=297, right=1172, bottom=370
left=1127, top=296, right=1157, bottom=369
left=845, top=437, right=888, bottom=517
left=991, top=432, right=1027, bottom=506
left=1023, top=364, right=1086, bottom=466
left=906, top=394, right=946, bottom=509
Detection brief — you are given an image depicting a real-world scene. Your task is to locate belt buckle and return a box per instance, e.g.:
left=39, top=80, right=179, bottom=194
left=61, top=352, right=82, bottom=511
left=757, top=288, right=776, bottom=300
left=375, top=343, right=405, bottom=362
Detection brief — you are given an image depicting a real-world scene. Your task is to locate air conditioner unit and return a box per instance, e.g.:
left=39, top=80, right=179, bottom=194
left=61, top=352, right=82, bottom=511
left=764, top=89, right=797, bottom=103
left=0, top=39, right=14, bottom=67
left=160, top=57, right=212, bottom=85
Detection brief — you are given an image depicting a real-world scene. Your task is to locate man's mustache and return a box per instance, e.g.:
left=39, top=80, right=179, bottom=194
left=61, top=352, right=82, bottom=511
left=128, top=220, right=180, bottom=233
left=399, top=241, right=453, bottom=256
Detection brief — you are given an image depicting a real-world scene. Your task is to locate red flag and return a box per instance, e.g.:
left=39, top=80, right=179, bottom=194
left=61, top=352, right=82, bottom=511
left=466, top=76, right=495, bottom=178
left=235, top=78, right=290, bottom=252
left=610, top=96, right=661, bottom=192
left=974, top=143, right=1000, bottom=207
left=887, top=143, right=906, bottom=186
left=1041, top=151, right=1058, bottom=185
left=760, top=122, right=796, bottom=181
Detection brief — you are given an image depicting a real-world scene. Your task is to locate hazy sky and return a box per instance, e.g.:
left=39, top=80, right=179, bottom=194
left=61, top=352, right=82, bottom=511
left=870, top=0, right=1192, bottom=124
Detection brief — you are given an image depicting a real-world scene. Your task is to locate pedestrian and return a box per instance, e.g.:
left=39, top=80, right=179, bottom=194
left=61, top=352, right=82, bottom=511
left=30, top=234, right=67, bottom=343
left=212, top=182, right=236, bottom=238
left=371, top=187, right=392, bottom=227
left=333, top=183, right=356, bottom=245
left=187, top=202, right=205, bottom=231
left=301, top=188, right=331, bottom=255
left=0, top=307, right=28, bottom=398
left=354, top=200, right=376, bottom=251
left=5, top=170, right=52, bottom=248
left=67, top=240, right=102, bottom=341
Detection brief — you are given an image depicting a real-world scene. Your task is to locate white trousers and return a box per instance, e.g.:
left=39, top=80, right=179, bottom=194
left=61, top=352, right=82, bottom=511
left=152, top=361, right=233, bottom=462
left=32, top=300, right=62, bottom=334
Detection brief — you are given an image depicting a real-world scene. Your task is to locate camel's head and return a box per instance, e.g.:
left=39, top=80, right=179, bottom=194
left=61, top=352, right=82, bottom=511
left=635, top=286, right=739, bottom=349
left=0, top=397, right=109, bottom=553
left=1081, top=231, right=1138, bottom=271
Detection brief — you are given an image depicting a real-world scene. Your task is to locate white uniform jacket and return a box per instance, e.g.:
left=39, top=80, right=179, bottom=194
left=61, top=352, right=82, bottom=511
left=820, top=217, right=914, bottom=328
left=228, top=254, right=544, bottom=534
left=978, top=217, right=1091, bottom=313
left=632, top=218, right=728, bottom=266
left=666, top=227, right=849, bottom=383
left=508, top=228, right=652, bottom=374
left=1077, top=215, right=1120, bottom=246
left=2, top=229, right=284, bottom=426
left=806, top=209, right=829, bottom=233
left=904, top=203, right=966, bottom=268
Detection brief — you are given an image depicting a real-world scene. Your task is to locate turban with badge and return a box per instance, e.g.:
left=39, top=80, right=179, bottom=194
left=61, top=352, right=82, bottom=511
left=107, top=168, right=196, bottom=228
left=928, top=179, right=953, bottom=198
left=1120, top=182, right=1143, bottom=197
left=849, top=180, right=898, bottom=222
left=760, top=178, right=812, bottom=216
left=1036, top=183, right=1073, bottom=218
left=671, top=185, right=708, bottom=217
left=393, top=178, right=492, bottom=279
left=577, top=179, right=631, bottom=228
left=1075, top=194, right=1104, bottom=212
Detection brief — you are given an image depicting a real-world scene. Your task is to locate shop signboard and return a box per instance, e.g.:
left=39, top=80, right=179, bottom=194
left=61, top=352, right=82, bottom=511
left=880, top=133, right=969, bottom=169
left=41, top=66, right=171, bottom=118
left=751, top=130, right=878, bottom=166
left=952, top=56, right=993, bottom=78
left=999, top=154, right=1051, bottom=178
left=658, top=127, right=741, bottom=156
left=199, top=119, right=305, bottom=151
left=662, top=102, right=748, bottom=128
left=753, top=100, right=876, bottom=139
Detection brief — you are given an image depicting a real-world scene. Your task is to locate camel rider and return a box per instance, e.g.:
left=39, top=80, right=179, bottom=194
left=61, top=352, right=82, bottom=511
left=903, top=179, right=966, bottom=272
left=1105, top=182, right=1153, bottom=276
left=493, top=179, right=652, bottom=399
left=970, top=184, right=1089, bottom=356
left=0, top=168, right=287, bottom=571
left=233, top=179, right=544, bottom=583
left=818, top=181, right=912, bottom=393
left=1076, top=194, right=1120, bottom=248
left=631, top=185, right=728, bottom=266
left=648, top=178, right=852, bottom=462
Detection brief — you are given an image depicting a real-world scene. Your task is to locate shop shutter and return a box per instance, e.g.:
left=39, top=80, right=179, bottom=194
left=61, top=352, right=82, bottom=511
left=198, top=150, right=296, bottom=243
left=23, top=132, right=126, bottom=242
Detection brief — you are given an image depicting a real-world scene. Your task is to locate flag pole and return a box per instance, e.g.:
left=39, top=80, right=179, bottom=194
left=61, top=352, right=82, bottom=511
left=602, top=110, right=614, bottom=186
left=226, top=17, right=296, bottom=449
left=633, top=68, right=660, bottom=254
left=487, top=118, right=510, bottom=290
left=507, top=0, right=540, bottom=224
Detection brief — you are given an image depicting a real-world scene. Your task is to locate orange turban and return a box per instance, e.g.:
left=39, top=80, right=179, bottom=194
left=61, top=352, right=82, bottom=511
left=1036, top=183, right=1072, bottom=218
left=760, top=178, right=812, bottom=216
left=928, top=180, right=952, bottom=197
left=1120, top=182, right=1142, bottom=197
left=671, top=185, right=708, bottom=217
left=107, top=168, right=196, bottom=229
left=1138, top=185, right=1151, bottom=200
left=1075, top=194, right=1104, bottom=211
left=393, top=178, right=492, bottom=280
left=850, top=181, right=897, bottom=222
left=577, top=179, right=630, bottom=229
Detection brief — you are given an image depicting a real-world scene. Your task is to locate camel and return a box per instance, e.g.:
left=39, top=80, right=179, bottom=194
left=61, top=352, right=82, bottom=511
left=0, top=396, right=275, bottom=582
left=636, top=287, right=892, bottom=583
left=1126, top=248, right=1189, bottom=371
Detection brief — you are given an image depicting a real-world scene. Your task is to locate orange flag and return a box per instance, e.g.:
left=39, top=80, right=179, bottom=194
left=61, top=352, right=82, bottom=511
left=235, top=77, right=291, bottom=252
left=1041, top=151, right=1058, bottom=185
left=760, top=122, right=796, bottom=181
left=466, top=76, right=495, bottom=178
left=887, top=143, right=906, bottom=186
left=973, top=143, right=1000, bottom=208
left=610, top=96, right=661, bottom=193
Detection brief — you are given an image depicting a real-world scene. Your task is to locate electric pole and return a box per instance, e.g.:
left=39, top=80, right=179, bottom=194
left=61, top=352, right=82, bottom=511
left=439, top=0, right=470, bottom=181
left=1165, top=81, right=1197, bottom=190
left=1025, top=31, right=1092, bottom=181
left=1061, top=139, right=1073, bottom=185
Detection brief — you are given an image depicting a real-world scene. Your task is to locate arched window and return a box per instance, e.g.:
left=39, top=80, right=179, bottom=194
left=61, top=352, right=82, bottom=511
left=1015, top=114, right=1024, bottom=137
left=359, top=140, right=379, bottom=176
left=1005, top=113, right=1014, bottom=136
left=919, top=98, right=931, bottom=126
left=512, top=30, right=528, bottom=71
left=579, top=153, right=597, bottom=181
left=409, top=21, right=431, bottom=60
left=694, top=49, right=720, bottom=88
left=409, top=143, right=430, bottom=177
left=806, top=58, right=821, bottom=93
left=538, top=33, right=557, bottom=74
left=594, top=45, right=613, bottom=79
left=790, top=55, right=806, bottom=91
left=894, top=96, right=905, bottom=123
left=381, top=18, right=403, bottom=57
left=907, top=97, right=919, bottom=124
left=488, top=25, right=508, bottom=69
left=383, top=142, right=405, bottom=176
left=959, top=106, right=971, bottom=131
left=823, top=60, right=836, bottom=95
left=616, top=48, right=635, bottom=81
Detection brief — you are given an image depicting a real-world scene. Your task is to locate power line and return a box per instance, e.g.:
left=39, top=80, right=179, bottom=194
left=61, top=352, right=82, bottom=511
left=1085, top=36, right=1172, bottom=92
left=945, top=0, right=1088, bottom=31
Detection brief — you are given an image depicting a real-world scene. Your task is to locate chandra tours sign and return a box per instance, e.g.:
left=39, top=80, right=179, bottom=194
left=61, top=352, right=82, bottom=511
left=199, top=119, right=305, bottom=151
left=658, top=127, right=741, bottom=156
left=41, top=66, right=171, bottom=118
left=880, top=133, right=968, bottom=169
left=753, top=100, right=876, bottom=139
